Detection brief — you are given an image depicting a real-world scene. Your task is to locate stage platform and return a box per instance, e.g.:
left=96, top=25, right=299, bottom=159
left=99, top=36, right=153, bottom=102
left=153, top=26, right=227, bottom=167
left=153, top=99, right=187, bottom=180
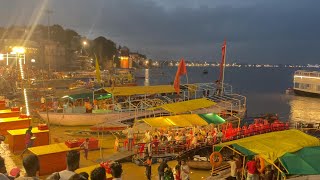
left=7, top=127, right=49, bottom=153
left=28, top=143, right=79, bottom=176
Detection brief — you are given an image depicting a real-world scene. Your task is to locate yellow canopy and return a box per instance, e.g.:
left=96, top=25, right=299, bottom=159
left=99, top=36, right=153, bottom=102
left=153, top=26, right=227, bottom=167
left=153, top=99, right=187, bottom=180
left=167, top=114, right=208, bottom=127
left=143, top=117, right=174, bottom=127
left=104, top=85, right=175, bottom=96
left=219, top=129, right=320, bottom=163
left=141, top=114, right=209, bottom=127
left=149, top=98, right=216, bottom=114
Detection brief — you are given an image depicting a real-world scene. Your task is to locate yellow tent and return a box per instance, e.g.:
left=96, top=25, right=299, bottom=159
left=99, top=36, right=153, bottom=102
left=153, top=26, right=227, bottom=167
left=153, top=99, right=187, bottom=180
left=218, top=129, right=320, bottom=163
left=148, top=98, right=216, bottom=114
left=141, top=114, right=216, bottom=127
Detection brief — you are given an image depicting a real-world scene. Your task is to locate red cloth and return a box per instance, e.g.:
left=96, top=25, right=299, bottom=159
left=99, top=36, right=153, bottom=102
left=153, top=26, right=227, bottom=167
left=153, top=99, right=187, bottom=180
left=246, top=160, right=257, bottom=174
left=173, top=58, right=187, bottom=94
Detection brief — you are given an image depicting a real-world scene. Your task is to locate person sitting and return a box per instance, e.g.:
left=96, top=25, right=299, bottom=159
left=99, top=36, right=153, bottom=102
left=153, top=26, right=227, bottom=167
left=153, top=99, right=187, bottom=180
left=110, top=162, right=123, bottom=180
left=0, top=156, right=13, bottom=180
left=16, top=154, right=40, bottom=180
left=90, top=167, right=106, bottom=180
left=47, top=150, right=80, bottom=180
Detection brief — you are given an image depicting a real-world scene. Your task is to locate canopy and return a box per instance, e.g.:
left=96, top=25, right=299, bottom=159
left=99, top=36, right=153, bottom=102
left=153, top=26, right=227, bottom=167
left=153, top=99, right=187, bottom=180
left=280, top=146, right=320, bottom=175
left=104, top=85, right=175, bottom=96
left=62, top=93, right=111, bottom=101
left=198, top=113, right=226, bottom=124
left=141, top=113, right=225, bottom=127
left=149, top=98, right=216, bottom=114
left=217, top=129, right=320, bottom=163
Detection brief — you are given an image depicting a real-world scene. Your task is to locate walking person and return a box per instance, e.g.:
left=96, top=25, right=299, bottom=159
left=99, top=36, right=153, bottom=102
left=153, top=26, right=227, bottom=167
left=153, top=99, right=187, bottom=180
left=246, top=157, right=258, bottom=180
left=80, top=138, right=90, bottom=160
left=144, top=156, right=152, bottom=180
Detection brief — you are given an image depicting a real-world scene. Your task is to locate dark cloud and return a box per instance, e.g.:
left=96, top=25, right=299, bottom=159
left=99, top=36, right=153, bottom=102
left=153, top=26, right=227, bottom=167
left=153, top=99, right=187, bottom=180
left=1, top=0, right=320, bottom=63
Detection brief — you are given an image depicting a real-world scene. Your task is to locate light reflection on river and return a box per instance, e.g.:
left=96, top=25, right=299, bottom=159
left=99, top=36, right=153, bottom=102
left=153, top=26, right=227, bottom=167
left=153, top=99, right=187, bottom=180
left=289, top=96, right=320, bottom=123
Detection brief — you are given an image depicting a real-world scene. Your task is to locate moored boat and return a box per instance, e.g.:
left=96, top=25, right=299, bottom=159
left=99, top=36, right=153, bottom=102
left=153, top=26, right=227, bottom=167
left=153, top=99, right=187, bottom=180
left=293, top=70, right=320, bottom=98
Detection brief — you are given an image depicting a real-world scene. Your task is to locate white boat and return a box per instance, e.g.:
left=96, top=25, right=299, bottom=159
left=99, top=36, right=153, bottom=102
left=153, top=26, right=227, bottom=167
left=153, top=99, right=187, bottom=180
left=38, top=83, right=246, bottom=126
left=293, top=70, right=320, bottom=98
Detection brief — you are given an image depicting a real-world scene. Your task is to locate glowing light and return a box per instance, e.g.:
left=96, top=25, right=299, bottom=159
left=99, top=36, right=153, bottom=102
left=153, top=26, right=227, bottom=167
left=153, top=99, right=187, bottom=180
left=294, top=75, right=320, bottom=80
left=19, top=58, right=24, bottom=79
left=12, top=47, right=26, bottom=54
left=23, top=88, right=30, bottom=116
left=0, top=54, right=3, bottom=60
left=83, top=41, right=87, bottom=46
left=31, top=59, right=36, bottom=63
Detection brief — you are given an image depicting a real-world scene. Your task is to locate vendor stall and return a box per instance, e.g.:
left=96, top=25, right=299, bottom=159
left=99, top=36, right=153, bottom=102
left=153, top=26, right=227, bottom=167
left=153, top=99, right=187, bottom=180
left=0, top=109, right=20, bottom=118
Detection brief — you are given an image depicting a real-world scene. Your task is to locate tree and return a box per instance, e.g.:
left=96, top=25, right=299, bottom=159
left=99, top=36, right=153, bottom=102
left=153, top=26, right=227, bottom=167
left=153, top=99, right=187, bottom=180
left=91, top=36, right=117, bottom=69
left=50, top=24, right=65, bottom=43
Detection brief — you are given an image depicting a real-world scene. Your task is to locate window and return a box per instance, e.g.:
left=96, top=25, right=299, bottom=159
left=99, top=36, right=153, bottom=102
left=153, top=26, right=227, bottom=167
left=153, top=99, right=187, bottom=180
left=317, top=85, right=320, bottom=92
left=294, top=83, right=299, bottom=88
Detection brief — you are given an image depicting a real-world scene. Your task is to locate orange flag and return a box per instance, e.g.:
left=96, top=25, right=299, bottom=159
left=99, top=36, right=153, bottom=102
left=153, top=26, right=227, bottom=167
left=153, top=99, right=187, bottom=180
left=174, top=58, right=187, bottom=94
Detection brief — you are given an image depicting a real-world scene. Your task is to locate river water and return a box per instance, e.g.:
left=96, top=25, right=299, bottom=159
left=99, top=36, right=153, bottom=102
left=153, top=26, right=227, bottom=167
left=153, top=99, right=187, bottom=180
left=136, top=67, right=320, bottom=123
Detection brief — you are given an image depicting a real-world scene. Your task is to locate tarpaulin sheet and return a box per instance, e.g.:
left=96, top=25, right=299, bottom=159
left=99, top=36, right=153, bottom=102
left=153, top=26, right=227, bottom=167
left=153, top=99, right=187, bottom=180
left=149, top=98, right=216, bottom=114
left=279, top=146, right=320, bottom=175
left=217, top=129, right=320, bottom=163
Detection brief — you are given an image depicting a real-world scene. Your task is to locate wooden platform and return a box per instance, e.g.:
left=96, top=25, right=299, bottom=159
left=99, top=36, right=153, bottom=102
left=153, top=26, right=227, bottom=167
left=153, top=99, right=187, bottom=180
left=96, top=150, right=136, bottom=163
left=0, top=109, right=20, bottom=118
left=7, top=127, right=49, bottom=153
left=76, top=165, right=113, bottom=180
left=28, top=143, right=79, bottom=176
left=0, top=117, right=30, bottom=135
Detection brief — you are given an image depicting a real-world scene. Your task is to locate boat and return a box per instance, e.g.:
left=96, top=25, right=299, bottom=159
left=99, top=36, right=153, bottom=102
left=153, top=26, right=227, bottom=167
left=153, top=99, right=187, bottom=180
left=187, top=160, right=212, bottom=170
left=37, top=83, right=247, bottom=126
left=293, top=70, right=320, bottom=98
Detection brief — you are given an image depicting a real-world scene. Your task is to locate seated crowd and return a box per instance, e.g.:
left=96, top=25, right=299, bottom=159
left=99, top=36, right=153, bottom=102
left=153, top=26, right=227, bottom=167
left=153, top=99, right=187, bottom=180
left=127, top=119, right=288, bottom=156
left=0, top=150, right=123, bottom=180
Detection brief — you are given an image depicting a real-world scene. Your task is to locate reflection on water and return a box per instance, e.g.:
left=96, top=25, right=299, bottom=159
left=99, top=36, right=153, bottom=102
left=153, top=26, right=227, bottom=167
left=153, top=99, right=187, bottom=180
left=144, top=69, right=149, bottom=86
left=289, top=96, right=320, bottom=123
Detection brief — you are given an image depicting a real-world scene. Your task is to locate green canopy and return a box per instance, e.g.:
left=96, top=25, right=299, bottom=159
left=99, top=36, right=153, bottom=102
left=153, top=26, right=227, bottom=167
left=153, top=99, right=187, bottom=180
left=198, top=113, right=226, bottom=125
left=96, top=94, right=112, bottom=100
left=232, top=144, right=256, bottom=156
left=279, top=146, right=320, bottom=175
left=62, top=93, right=111, bottom=101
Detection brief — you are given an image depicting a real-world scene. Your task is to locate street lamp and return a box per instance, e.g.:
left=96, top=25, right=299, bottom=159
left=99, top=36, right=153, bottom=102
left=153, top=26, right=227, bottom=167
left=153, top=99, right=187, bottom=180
left=12, top=46, right=29, bottom=116
left=83, top=41, right=87, bottom=46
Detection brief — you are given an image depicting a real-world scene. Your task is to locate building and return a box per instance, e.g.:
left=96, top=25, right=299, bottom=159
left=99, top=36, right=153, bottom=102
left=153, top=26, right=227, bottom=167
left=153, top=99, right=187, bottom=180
left=119, top=46, right=131, bottom=69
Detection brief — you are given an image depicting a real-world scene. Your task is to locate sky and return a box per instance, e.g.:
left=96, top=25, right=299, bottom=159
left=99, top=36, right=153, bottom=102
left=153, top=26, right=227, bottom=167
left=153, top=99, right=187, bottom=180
left=0, top=0, right=320, bottom=64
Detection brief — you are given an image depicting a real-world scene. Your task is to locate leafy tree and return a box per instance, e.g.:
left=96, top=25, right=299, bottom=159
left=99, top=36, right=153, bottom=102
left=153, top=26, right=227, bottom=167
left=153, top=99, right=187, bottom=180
left=91, top=36, right=117, bottom=69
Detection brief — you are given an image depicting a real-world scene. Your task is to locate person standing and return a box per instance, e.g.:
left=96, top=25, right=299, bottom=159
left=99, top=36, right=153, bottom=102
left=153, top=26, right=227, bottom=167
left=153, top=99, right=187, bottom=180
left=127, top=126, right=134, bottom=151
left=20, top=126, right=34, bottom=156
left=246, top=157, right=258, bottom=180
left=80, top=138, right=90, bottom=160
left=15, top=155, right=40, bottom=180
left=144, top=156, right=152, bottom=180
left=180, top=159, right=190, bottom=180
left=158, top=159, right=169, bottom=180
left=228, top=155, right=237, bottom=180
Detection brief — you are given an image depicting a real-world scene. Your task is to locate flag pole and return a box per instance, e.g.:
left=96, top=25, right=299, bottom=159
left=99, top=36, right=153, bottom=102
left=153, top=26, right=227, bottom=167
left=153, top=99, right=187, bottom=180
left=221, top=41, right=226, bottom=95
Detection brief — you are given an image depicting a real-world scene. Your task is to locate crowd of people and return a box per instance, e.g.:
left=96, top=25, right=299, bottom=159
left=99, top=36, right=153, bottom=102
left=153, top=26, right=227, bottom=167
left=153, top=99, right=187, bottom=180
left=125, top=125, right=224, bottom=157
left=0, top=150, right=123, bottom=180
